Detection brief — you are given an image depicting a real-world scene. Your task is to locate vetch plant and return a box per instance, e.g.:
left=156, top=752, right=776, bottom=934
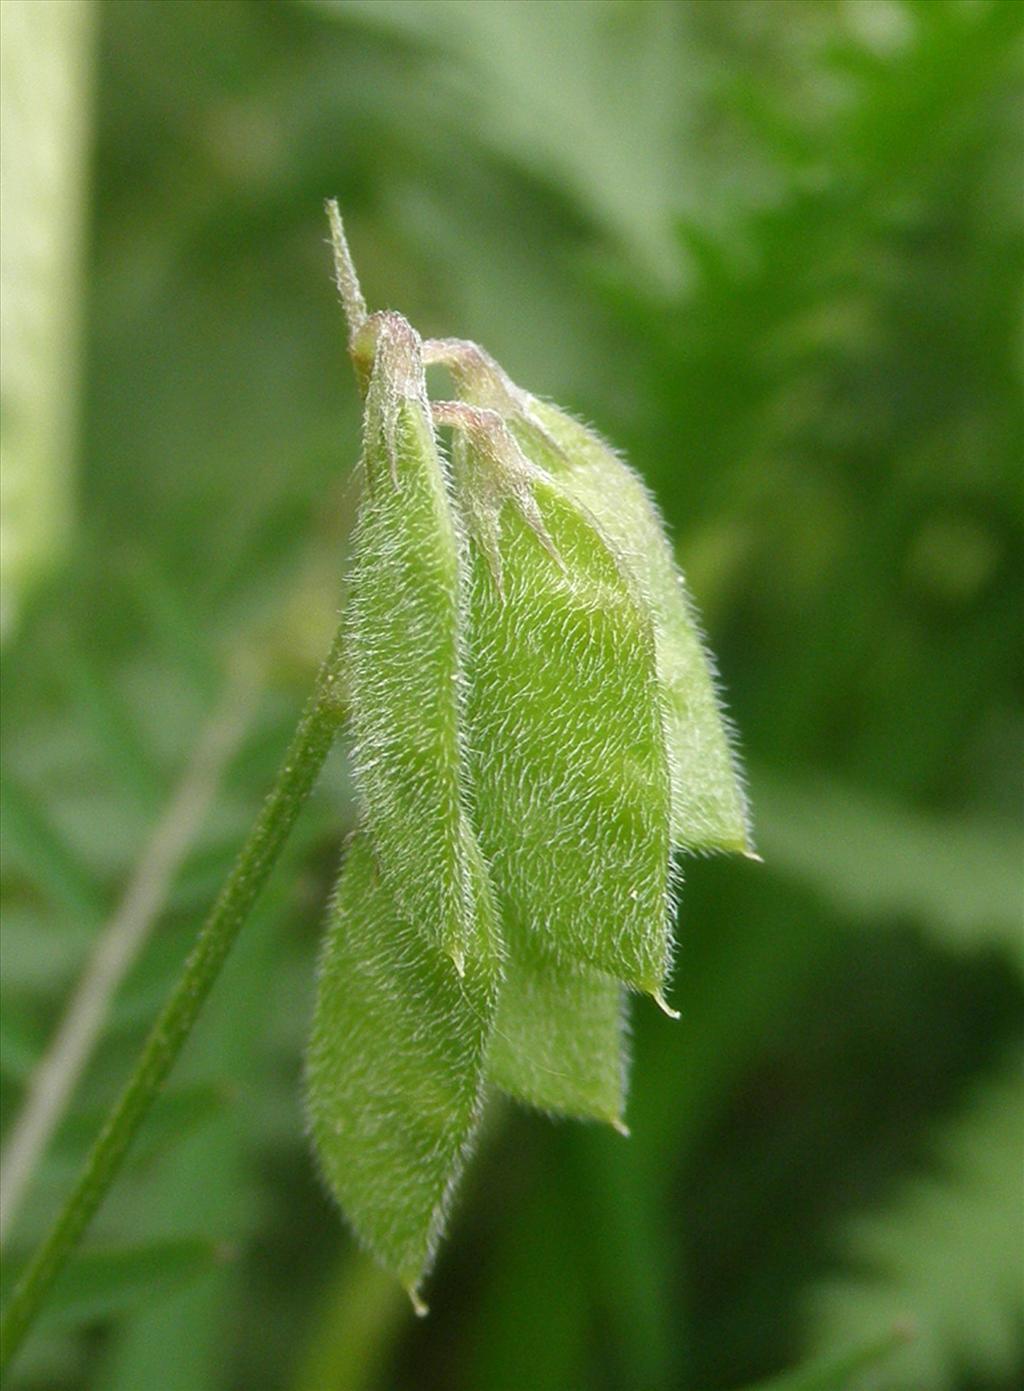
left=0, top=203, right=752, bottom=1368
left=306, top=204, right=754, bottom=1311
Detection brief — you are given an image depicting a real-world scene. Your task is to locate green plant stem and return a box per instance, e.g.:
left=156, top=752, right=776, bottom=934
left=0, top=634, right=347, bottom=1373
left=0, top=670, right=253, bottom=1246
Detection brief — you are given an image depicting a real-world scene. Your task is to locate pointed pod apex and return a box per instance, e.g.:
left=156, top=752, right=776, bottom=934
left=406, top=1285, right=429, bottom=1318
left=448, top=944, right=466, bottom=978
left=650, top=989, right=681, bottom=1020
left=356, top=311, right=425, bottom=402
left=743, top=849, right=765, bottom=864
left=610, top=1116, right=631, bottom=1138
left=358, top=312, right=430, bottom=482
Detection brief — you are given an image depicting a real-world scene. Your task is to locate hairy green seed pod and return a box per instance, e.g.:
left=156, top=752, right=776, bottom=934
left=344, top=313, right=485, bottom=971
left=488, top=959, right=627, bottom=1127
left=440, top=404, right=674, bottom=998
left=526, top=400, right=753, bottom=857
left=424, top=338, right=752, bottom=858
left=305, top=832, right=500, bottom=1308
left=306, top=206, right=756, bottom=1303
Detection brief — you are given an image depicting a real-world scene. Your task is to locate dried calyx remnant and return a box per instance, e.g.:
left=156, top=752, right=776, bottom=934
left=305, top=202, right=755, bottom=1313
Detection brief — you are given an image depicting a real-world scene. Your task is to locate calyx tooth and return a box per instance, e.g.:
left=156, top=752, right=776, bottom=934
left=431, top=399, right=564, bottom=583
left=424, top=338, right=569, bottom=464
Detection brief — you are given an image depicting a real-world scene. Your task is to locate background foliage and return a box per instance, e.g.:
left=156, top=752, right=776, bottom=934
left=2, top=2, right=1021, bottom=1389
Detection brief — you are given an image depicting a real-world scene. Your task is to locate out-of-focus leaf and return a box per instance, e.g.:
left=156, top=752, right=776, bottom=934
left=54, top=1084, right=225, bottom=1172
left=732, top=1325, right=911, bottom=1391
left=63, top=653, right=166, bottom=813
left=754, top=770, right=1024, bottom=969
left=0, top=905, right=103, bottom=999
left=469, top=1162, right=588, bottom=1391
left=0, top=774, right=105, bottom=924
left=1, top=1239, right=224, bottom=1329
left=807, top=1051, right=1024, bottom=1390
left=0, top=1002, right=44, bottom=1083
left=317, top=0, right=697, bottom=281
left=574, top=1123, right=679, bottom=1390
left=305, top=833, right=499, bottom=1303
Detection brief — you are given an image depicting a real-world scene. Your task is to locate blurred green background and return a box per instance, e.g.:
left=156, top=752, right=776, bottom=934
left=2, top=2, right=1022, bottom=1389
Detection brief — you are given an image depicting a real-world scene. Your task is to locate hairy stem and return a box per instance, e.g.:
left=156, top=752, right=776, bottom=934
left=0, top=633, right=347, bottom=1372
left=326, top=198, right=366, bottom=340
left=0, top=671, right=253, bottom=1245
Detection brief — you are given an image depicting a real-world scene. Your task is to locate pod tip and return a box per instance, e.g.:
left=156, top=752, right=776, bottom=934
left=406, top=1285, right=429, bottom=1318
left=651, top=989, right=681, bottom=1020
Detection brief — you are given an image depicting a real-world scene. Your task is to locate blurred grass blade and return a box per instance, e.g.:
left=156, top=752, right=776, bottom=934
left=574, top=1125, right=679, bottom=1389
left=290, top=1252, right=407, bottom=1391
left=0, top=1005, right=44, bottom=1085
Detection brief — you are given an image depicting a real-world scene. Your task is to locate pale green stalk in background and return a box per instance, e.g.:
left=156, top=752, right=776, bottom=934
left=0, top=634, right=347, bottom=1371
left=0, top=0, right=95, bottom=639
left=0, top=199, right=366, bottom=1375
left=0, top=672, right=253, bottom=1245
